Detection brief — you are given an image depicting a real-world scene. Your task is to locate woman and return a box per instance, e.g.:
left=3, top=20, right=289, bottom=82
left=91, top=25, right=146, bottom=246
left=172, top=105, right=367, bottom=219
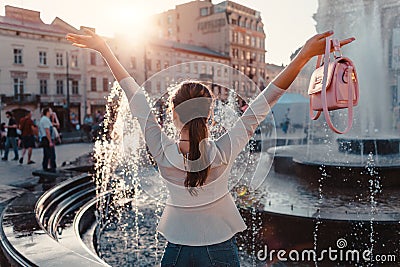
left=66, top=29, right=354, bottom=266
left=50, top=111, right=62, bottom=144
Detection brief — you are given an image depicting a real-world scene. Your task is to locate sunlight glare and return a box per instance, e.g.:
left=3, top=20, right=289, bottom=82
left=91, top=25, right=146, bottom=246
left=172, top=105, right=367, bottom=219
left=110, top=3, right=155, bottom=44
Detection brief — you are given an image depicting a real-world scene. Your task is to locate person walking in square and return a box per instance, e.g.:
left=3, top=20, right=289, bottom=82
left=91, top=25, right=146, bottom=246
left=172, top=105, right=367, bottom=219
left=38, top=108, right=56, bottom=172
left=19, top=110, right=37, bottom=164
left=2, top=111, right=19, bottom=161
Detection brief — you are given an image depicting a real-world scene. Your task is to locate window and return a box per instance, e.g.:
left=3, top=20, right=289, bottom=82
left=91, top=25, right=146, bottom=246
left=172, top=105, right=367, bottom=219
left=201, top=64, right=206, bottom=74
left=238, top=33, right=243, bottom=45
left=246, top=19, right=250, bottom=29
left=234, top=81, right=239, bottom=90
left=217, top=67, right=221, bottom=77
left=200, top=7, right=209, bottom=16
left=233, top=32, right=238, bottom=43
left=245, top=35, right=250, bottom=46
left=130, top=57, right=136, bottom=69
left=90, top=52, right=96, bottom=65
left=72, top=80, right=79, bottom=95
left=39, top=51, right=47, bottom=65
left=193, top=63, right=198, bottom=74
left=251, top=37, right=256, bottom=47
left=185, top=64, right=190, bottom=73
left=232, top=48, right=239, bottom=58
left=146, top=59, right=152, bottom=71
left=156, top=60, right=161, bottom=71
left=164, top=60, right=169, bottom=69
left=103, top=78, right=109, bottom=92
left=259, top=68, right=265, bottom=78
left=250, top=52, right=256, bottom=63
left=167, top=15, right=172, bottom=24
left=40, top=79, right=47, bottom=95
left=56, top=80, right=64, bottom=95
left=13, top=78, right=24, bottom=95
left=71, top=54, right=78, bottom=67
left=56, top=52, right=63, bottom=66
left=240, top=50, right=245, bottom=60
left=90, top=77, right=97, bottom=91
left=246, top=51, right=251, bottom=60
left=13, top=48, right=23, bottom=64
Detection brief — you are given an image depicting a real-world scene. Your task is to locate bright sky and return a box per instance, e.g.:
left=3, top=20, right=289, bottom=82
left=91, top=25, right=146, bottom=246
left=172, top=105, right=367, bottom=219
left=1, top=0, right=318, bottom=65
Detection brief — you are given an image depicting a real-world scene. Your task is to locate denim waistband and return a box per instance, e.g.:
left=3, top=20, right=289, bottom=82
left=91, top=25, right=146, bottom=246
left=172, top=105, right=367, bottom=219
left=168, top=235, right=236, bottom=247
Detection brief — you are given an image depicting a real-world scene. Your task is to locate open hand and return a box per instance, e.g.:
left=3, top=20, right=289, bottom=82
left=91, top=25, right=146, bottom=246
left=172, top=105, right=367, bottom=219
left=66, top=28, right=107, bottom=53
left=299, top=31, right=355, bottom=60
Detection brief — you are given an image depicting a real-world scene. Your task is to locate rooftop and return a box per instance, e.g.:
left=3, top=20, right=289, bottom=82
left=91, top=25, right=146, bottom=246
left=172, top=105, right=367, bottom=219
left=0, top=5, right=79, bottom=36
left=151, top=39, right=229, bottom=59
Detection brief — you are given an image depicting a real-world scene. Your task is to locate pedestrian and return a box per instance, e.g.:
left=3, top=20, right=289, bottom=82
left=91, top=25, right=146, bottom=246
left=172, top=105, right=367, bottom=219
left=95, top=110, right=104, bottom=123
left=39, top=107, right=56, bottom=172
left=83, top=114, right=94, bottom=141
left=2, top=111, right=19, bottom=161
left=0, top=123, right=6, bottom=156
left=50, top=110, right=61, bottom=144
left=66, top=29, right=355, bottom=266
left=19, top=110, right=37, bottom=164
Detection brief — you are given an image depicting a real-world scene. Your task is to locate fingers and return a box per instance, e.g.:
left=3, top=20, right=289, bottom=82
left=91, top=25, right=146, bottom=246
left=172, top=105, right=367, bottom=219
left=340, top=37, right=356, bottom=47
left=66, top=34, right=91, bottom=42
left=317, top=30, right=334, bottom=39
left=72, top=43, right=87, bottom=48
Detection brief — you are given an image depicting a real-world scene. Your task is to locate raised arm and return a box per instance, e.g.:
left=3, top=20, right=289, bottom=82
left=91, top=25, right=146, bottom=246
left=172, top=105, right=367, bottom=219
left=66, top=29, right=171, bottom=162
left=215, top=31, right=355, bottom=160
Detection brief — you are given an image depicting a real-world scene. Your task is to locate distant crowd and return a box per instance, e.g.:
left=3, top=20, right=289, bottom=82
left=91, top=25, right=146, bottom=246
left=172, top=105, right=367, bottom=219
left=1, top=109, right=104, bottom=172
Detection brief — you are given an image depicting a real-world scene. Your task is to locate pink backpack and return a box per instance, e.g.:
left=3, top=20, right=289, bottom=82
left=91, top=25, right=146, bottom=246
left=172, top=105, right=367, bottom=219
left=308, top=37, right=359, bottom=134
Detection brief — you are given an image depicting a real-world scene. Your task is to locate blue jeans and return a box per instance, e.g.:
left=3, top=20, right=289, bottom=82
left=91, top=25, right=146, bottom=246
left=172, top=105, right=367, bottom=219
left=3, top=137, right=18, bottom=159
left=161, top=236, right=240, bottom=267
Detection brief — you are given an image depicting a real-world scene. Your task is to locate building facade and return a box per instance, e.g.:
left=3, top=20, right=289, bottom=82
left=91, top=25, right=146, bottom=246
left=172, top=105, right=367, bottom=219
left=0, top=2, right=273, bottom=128
left=0, top=6, right=114, bottom=128
left=154, top=0, right=267, bottom=97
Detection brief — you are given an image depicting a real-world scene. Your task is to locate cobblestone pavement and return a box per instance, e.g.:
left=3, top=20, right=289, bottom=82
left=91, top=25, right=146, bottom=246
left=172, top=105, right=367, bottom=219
left=0, top=143, right=93, bottom=203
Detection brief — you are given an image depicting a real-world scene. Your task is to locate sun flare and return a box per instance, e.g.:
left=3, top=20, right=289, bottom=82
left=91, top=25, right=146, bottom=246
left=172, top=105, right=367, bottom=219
left=109, top=3, right=155, bottom=44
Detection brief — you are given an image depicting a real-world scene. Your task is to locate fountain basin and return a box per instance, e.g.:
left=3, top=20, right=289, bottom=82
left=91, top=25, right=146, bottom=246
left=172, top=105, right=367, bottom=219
left=269, top=144, right=400, bottom=187
left=337, top=136, right=400, bottom=155
left=1, top=167, right=399, bottom=266
left=0, top=173, right=104, bottom=267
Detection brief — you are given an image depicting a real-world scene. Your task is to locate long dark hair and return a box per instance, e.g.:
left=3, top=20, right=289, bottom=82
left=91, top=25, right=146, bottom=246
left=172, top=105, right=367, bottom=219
left=171, top=82, right=213, bottom=194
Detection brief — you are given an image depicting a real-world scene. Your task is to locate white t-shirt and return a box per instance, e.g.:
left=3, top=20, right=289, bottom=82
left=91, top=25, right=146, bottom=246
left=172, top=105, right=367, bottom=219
left=38, top=115, right=52, bottom=141
left=119, top=77, right=285, bottom=246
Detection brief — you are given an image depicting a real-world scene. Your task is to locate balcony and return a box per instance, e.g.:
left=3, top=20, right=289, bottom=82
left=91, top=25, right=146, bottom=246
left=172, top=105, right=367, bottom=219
left=1, top=94, right=40, bottom=105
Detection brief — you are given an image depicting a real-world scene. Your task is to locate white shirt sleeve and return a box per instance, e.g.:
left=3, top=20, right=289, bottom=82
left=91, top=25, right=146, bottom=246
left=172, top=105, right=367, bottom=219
left=215, top=82, right=285, bottom=161
left=119, top=77, right=173, bottom=162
